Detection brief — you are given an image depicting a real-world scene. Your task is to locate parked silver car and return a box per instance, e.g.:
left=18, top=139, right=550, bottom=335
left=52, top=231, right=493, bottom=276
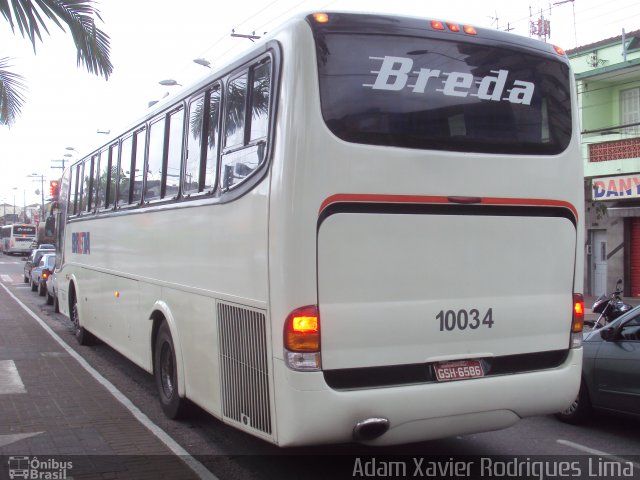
left=30, top=253, right=55, bottom=297
left=46, top=268, right=59, bottom=312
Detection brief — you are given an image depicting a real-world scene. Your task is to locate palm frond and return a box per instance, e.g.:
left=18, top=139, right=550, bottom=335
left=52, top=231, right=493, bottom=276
left=0, top=57, right=28, bottom=126
left=0, top=0, right=112, bottom=79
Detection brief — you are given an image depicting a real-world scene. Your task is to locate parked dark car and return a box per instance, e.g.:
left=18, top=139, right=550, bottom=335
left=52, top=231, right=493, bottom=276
left=30, top=253, right=55, bottom=296
left=556, top=306, right=640, bottom=423
left=23, top=246, right=55, bottom=284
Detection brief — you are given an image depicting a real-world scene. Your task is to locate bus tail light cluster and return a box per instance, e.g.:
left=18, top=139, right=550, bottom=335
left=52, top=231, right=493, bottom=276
left=571, top=293, right=584, bottom=348
left=431, top=20, right=477, bottom=35
left=284, top=305, right=321, bottom=371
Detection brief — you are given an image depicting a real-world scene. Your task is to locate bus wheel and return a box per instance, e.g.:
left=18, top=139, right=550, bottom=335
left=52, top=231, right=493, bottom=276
left=154, top=322, right=187, bottom=419
left=71, top=299, right=93, bottom=346
left=555, top=379, right=591, bottom=424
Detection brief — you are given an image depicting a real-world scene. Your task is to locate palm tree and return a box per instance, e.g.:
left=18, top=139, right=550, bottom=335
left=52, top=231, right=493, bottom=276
left=0, top=0, right=112, bottom=125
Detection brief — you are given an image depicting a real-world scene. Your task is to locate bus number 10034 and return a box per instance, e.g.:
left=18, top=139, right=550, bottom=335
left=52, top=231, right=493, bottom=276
left=436, top=308, right=494, bottom=332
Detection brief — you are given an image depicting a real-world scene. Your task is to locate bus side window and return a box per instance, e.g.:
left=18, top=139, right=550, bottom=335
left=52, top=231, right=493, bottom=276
left=106, top=142, right=119, bottom=208
left=131, top=127, right=146, bottom=205
left=78, top=162, right=86, bottom=213
left=184, top=94, right=206, bottom=196
left=94, top=152, right=104, bottom=211
left=119, top=135, right=134, bottom=205
left=221, top=59, right=271, bottom=191
left=146, top=117, right=165, bottom=201
left=69, top=164, right=77, bottom=216
left=165, top=107, right=184, bottom=199
left=184, top=85, right=220, bottom=196
left=204, top=87, right=220, bottom=191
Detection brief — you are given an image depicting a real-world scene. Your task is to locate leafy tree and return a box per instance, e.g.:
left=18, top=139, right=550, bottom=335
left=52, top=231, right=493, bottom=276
left=0, top=0, right=112, bottom=125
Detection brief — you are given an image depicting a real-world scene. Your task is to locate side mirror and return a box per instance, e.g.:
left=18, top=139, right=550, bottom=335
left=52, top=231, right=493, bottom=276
left=600, top=328, right=616, bottom=342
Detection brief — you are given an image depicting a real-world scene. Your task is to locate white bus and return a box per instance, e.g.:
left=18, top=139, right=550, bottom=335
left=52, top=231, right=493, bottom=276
left=55, top=12, right=584, bottom=447
left=1, top=224, right=36, bottom=255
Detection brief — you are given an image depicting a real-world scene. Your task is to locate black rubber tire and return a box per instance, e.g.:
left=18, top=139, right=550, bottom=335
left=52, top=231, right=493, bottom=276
left=38, top=282, right=46, bottom=296
left=71, top=299, right=94, bottom=346
left=53, top=293, right=60, bottom=313
left=154, top=322, right=187, bottom=419
left=30, top=278, right=37, bottom=292
left=46, top=290, right=54, bottom=305
left=555, top=380, right=592, bottom=424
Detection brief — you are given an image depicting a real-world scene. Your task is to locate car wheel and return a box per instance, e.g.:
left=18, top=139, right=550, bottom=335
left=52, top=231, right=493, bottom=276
left=154, top=322, right=187, bottom=419
left=46, top=290, right=54, bottom=305
left=555, top=380, right=591, bottom=424
left=71, top=299, right=94, bottom=346
left=23, top=273, right=29, bottom=283
left=38, top=282, right=46, bottom=297
left=30, top=278, right=37, bottom=292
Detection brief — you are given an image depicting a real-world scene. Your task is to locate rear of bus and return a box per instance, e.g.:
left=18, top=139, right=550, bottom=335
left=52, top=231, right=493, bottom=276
left=6, top=224, right=36, bottom=255
left=268, top=13, right=583, bottom=446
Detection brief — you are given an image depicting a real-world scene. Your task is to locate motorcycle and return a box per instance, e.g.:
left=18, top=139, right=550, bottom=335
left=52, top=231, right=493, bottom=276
left=588, top=279, right=633, bottom=329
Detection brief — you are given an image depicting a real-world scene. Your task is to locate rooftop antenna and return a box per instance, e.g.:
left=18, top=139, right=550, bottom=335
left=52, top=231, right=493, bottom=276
left=529, top=6, right=551, bottom=42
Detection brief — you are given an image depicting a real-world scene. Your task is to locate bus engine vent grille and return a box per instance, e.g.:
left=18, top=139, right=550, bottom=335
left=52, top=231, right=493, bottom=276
left=217, top=302, right=272, bottom=435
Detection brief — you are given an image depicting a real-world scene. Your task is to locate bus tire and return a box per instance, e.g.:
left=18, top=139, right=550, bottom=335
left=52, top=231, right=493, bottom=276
left=154, top=321, right=187, bottom=419
left=555, top=379, right=591, bottom=424
left=71, top=298, right=94, bottom=346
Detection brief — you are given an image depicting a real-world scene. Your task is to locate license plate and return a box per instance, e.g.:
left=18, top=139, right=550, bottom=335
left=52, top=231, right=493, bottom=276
left=434, top=360, right=484, bottom=382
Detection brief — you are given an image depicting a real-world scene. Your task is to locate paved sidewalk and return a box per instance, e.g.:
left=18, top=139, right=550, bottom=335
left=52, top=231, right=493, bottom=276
left=0, top=285, right=201, bottom=479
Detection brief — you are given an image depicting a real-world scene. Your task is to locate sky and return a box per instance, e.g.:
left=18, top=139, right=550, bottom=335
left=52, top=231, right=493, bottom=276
left=1, top=0, right=639, bottom=210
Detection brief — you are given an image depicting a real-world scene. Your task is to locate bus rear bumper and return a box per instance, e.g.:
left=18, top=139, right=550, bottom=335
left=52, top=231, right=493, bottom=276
left=271, top=348, right=582, bottom=447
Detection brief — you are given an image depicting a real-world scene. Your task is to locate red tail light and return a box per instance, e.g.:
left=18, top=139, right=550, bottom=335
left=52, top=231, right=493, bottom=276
left=284, top=305, right=320, bottom=352
left=284, top=305, right=321, bottom=371
left=572, top=294, right=584, bottom=333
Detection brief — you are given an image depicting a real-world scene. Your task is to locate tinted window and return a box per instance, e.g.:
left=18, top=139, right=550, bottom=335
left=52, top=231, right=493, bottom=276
left=250, top=62, right=271, bottom=141
left=119, top=135, right=133, bottom=204
left=166, top=108, right=184, bottom=198
left=221, top=60, right=271, bottom=190
left=225, top=73, right=247, bottom=149
left=146, top=118, right=165, bottom=201
left=131, top=128, right=146, bottom=204
left=205, top=88, right=220, bottom=191
left=314, top=33, right=572, bottom=154
left=106, top=143, right=119, bottom=208
left=185, top=94, right=205, bottom=195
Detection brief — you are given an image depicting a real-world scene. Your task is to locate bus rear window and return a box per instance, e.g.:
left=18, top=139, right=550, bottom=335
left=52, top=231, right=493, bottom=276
left=314, top=33, right=572, bottom=154
left=14, top=226, right=36, bottom=235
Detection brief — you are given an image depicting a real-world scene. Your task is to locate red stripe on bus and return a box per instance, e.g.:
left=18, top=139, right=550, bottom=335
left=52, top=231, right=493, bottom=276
left=319, top=194, right=579, bottom=221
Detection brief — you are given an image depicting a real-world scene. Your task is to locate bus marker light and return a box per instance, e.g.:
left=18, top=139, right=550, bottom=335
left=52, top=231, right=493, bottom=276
left=447, top=23, right=461, bottom=32
left=553, top=45, right=566, bottom=56
left=313, top=13, right=329, bottom=24
left=431, top=20, right=445, bottom=30
left=115, top=291, right=120, bottom=299
left=463, top=25, right=477, bottom=35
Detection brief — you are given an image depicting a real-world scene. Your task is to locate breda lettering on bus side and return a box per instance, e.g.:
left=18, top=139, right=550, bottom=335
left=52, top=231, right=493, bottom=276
left=363, top=56, right=535, bottom=105
left=71, top=232, right=91, bottom=255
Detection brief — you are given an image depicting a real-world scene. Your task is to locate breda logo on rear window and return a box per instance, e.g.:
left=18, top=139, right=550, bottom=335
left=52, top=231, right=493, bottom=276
left=363, top=56, right=535, bottom=105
